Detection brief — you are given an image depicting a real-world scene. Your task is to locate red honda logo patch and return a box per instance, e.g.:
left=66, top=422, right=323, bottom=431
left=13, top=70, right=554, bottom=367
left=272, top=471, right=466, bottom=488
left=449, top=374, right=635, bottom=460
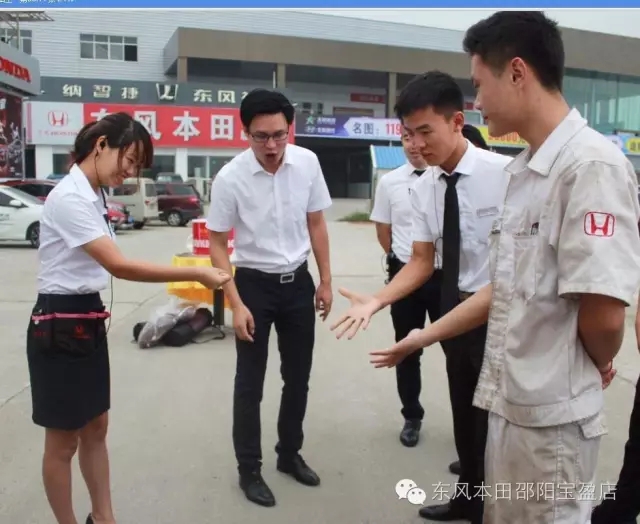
left=584, top=212, right=615, bottom=237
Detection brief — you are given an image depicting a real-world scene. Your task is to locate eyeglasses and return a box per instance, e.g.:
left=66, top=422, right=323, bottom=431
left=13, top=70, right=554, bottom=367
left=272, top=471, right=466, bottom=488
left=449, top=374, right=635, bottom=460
left=249, top=130, right=289, bottom=144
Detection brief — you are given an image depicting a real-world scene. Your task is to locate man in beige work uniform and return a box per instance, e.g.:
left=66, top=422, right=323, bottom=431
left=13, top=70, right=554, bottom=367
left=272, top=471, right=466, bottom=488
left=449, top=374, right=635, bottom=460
left=359, top=12, right=640, bottom=524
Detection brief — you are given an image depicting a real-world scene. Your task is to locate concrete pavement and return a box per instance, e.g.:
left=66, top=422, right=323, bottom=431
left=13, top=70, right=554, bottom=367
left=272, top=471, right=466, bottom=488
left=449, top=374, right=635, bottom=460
left=0, top=213, right=639, bottom=524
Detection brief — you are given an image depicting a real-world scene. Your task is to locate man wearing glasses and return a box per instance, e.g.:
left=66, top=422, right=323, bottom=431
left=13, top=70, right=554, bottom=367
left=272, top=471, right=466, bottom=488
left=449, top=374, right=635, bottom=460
left=207, top=89, right=333, bottom=508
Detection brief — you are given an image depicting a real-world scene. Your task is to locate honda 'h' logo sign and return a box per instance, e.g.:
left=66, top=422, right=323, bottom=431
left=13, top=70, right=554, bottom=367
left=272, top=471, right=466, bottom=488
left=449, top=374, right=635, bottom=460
left=584, top=211, right=616, bottom=237
left=48, top=111, right=68, bottom=127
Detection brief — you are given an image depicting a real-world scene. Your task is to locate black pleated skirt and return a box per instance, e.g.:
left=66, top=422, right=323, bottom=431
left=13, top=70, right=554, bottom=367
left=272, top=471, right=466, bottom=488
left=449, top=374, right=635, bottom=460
left=26, top=292, right=110, bottom=431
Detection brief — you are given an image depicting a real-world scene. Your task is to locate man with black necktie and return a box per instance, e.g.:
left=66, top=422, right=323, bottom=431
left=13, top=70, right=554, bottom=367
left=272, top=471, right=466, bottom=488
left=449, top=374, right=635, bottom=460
left=331, top=71, right=510, bottom=523
left=370, top=130, right=443, bottom=448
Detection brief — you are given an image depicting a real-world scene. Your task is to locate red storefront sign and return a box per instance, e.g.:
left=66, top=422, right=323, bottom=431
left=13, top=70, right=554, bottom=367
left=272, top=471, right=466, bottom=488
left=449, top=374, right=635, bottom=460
left=83, top=103, right=295, bottom=148
left=350, top=93, right=385, bottom=104
left=0, top=56, right=31, bottom=83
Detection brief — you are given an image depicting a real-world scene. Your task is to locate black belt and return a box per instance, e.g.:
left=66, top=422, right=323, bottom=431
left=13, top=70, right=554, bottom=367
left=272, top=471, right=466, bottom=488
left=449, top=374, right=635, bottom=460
left=235, top=261, right=308, bottom=284
left=35, top=292, right=103, bottom=311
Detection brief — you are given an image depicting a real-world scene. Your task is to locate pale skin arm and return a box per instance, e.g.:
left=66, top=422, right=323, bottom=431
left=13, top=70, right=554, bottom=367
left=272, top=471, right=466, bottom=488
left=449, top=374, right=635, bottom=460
left=208, top=230, right=256, bottom=342
left=369, top=283, right=493, bottom=367
left=308, top=211, right=331, bottom=284
left=208, top=230, right=242, bottom=308
left=330, top=241, right=435, bottom=340
left=308, top=210, right=333, bottom=320
left=83, top=236, right=230, bottom=287
left=371, top=283, right=621, bottom=390
left=374, top=241, right=434, bottom=309
left=374, top=222, right=392, bottom=254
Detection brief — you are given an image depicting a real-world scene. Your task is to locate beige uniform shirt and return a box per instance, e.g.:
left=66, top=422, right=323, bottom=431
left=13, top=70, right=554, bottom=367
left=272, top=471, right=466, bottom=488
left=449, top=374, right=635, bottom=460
left=474, top=109, right=640, bottom=428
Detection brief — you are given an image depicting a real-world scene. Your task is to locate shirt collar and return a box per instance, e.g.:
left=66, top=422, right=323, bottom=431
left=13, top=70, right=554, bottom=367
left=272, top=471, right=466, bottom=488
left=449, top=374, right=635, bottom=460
left=407, top=163, right=427, bottom=177
left=69, top=164, right=100, bottom=202
left=435, top=139, right=477, bottom=178
left=249, top=144, right=295, bottom=175
left=505, top=108, right=587, bottom=177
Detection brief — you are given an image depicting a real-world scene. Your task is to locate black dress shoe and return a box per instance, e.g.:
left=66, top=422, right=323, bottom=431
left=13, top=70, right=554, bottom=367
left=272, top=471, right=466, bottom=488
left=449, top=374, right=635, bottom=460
left=277, top=455, right=320, bottom=486
left=400, top=419, right=421, bottom=447
left=448, top=460, right=461, bottom=476
left=239, top=471, right=276, bottom=507
left=419, top=501, right=470, bottom=521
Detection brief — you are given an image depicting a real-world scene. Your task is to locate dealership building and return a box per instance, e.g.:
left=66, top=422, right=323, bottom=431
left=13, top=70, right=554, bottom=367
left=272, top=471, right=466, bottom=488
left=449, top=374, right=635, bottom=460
left=15, top=10, right=640, bottom=197
left=0, top=12, right=44, bottom=180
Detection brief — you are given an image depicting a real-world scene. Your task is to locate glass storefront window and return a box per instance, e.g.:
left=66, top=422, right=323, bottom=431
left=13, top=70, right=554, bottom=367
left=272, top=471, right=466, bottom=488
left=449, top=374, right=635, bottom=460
left=565, top=69, right=640, bottom=134
left=209, top=156, right=231, bottom=179
left=188, top=155, right=207, bottom=178
left=564, top=70, right=618, bottom=134
left=616, top=76, right=640, bottom=132
left=52, top=153, right=69, bottom=175
left=187, top=155, right=233, bottom=179
left=145, top=154, right=176, bottom=179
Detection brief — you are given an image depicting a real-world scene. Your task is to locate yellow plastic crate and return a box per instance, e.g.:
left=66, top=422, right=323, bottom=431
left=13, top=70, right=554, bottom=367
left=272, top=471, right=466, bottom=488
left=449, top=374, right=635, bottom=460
left=167, top=253, right=234, bottom=308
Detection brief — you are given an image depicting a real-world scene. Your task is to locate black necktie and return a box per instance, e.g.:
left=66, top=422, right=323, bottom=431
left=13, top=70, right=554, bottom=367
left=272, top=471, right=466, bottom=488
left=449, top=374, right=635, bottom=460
left=413, top=169, right=425, bottom=176
left=441, top=173, right=461, bottom=315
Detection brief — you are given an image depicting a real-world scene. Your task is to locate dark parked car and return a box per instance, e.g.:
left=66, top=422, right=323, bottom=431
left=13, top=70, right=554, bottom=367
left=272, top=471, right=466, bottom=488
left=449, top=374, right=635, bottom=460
left=155, top=182, right=204, bottom=226
left=1, top=179, right=57, bottom=201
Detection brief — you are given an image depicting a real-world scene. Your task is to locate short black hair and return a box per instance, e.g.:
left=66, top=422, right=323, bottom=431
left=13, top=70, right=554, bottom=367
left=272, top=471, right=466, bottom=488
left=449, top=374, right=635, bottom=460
left=240, top=88, right=295, bottom=128
left=462, top=124, right=489, bottom=150
left=70, top=112, right=153, bottom=171
left=394, top=71, right=464, bottom=121
left=463, top=11, right=564, bottom=92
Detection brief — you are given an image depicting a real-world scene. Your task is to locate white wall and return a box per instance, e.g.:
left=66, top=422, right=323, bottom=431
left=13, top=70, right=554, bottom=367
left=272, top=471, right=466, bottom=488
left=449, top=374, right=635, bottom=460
left=21, top=11, right=464, bottom=82
left=35, top=146, right=54, bottom=178
left=304, top=9, right=640, bottom=39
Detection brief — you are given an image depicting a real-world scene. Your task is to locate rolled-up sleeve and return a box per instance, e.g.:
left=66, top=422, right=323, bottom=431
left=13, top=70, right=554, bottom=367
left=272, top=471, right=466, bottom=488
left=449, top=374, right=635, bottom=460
left=206, top=175, right=237, bottom=232
left=410, top=181, right=434, bottom=243
left=557, top=160, right=640, bottom=306
left=369, top=176, right=391, bottom=224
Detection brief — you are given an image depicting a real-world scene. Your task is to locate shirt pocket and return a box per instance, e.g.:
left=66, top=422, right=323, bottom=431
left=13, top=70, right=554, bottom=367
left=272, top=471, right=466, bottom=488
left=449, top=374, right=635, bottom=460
left=288, top=178, right=312, bottom=220
left=512, top=235, right=538, bottom=301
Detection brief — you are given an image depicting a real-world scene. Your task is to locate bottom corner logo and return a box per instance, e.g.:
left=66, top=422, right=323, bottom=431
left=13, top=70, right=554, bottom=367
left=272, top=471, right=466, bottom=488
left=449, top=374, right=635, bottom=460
left=395, top=479, right=427, bottom=505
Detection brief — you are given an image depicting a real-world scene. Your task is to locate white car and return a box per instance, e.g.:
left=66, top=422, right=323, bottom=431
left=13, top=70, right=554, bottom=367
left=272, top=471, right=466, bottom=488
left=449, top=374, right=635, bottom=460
left=0, top=185, right=43, bottom=248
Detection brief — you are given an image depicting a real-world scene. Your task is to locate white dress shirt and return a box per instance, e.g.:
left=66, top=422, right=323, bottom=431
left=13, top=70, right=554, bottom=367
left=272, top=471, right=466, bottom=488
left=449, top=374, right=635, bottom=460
left=370, top=163, right=442, bottom=267
left=38, top=164, right=114, bottom=294
left=411, top=140, right=511, bottom=292
left=206, top=144, right=332, bottom=273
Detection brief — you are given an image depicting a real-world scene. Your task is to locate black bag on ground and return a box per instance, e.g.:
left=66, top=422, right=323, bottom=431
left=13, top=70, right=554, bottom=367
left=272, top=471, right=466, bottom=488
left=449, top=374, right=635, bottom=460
left=133, top=308, right=213, bottom=348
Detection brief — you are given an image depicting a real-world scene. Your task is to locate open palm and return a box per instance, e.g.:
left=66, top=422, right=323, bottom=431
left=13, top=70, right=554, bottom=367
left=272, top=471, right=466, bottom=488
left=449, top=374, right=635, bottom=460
left=330, top=288, right=381, bottom=340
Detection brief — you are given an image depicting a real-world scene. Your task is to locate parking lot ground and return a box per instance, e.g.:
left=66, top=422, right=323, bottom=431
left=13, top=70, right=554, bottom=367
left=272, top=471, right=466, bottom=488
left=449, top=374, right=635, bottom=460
left=1, top=218, right=639, bottom=524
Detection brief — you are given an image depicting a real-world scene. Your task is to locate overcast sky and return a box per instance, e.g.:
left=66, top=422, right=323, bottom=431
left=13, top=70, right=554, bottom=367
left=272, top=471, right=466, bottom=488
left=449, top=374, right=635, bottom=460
left=301, top=9, right=640, bottom=39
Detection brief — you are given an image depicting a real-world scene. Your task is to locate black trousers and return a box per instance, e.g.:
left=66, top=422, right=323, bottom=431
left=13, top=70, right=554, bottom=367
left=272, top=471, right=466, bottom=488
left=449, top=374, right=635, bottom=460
left=591, top=376, right=640, bottom=523
left=388, top=256, right=443, bottom=421
left=232, top=262, right=316, bottom=474
left=441, top=303, right=488, bottom=520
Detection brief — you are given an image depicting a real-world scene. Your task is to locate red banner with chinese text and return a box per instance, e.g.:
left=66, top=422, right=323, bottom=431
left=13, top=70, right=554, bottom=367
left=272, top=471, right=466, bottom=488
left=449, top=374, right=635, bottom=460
left=83, top=103, right=295, bottom=149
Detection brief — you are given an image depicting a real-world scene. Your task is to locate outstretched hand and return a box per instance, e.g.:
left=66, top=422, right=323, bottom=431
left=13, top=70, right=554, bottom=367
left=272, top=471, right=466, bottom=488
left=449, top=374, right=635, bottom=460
left=369, top=329, right=426, bottom=368
left=329, top=288, right=382, bottom=340
left=197, top=267, right=231, bottom=289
